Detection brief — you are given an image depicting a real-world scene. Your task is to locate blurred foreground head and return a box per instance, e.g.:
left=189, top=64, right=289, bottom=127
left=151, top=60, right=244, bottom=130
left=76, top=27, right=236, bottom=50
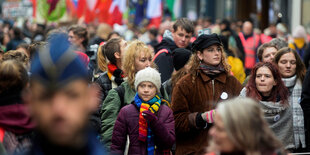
left=209, top=97, right=284, bottom=154
left=24, top=33, right=99, bottom=147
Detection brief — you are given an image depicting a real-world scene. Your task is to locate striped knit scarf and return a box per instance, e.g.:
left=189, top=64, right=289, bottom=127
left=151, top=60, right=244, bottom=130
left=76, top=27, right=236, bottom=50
left=134, top=93, right=161, bottom=155
left=107, top=63, right=124, bottom=86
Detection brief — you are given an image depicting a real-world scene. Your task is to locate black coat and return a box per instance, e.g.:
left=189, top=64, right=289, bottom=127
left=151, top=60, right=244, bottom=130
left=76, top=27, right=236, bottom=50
left=96, top=72, right=112, bottom=102
left=154, top=38, right=191, bottom=82
left=303, top=45, right=310, bottom=69
left=90, top=72, right=112, bottom=134
left=301, top=67, right=310, bottom=151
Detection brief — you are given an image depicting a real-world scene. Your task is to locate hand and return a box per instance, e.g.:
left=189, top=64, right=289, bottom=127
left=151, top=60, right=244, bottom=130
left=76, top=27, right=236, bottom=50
left=201, top=110, right=216, bottom=123
left=142, top=110, right=158, bottom=123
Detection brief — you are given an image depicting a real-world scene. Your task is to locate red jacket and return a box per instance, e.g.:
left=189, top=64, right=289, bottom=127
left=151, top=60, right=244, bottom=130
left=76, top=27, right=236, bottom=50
left=239, top=32, right=260, bottom=69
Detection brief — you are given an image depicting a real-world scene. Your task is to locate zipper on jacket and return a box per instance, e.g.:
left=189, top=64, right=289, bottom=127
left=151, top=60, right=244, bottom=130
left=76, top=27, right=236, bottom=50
left=212, top=79, right=215, bottom=99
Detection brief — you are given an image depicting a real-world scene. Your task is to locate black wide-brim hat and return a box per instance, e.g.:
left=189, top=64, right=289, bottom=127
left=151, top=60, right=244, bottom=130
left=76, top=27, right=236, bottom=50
left=191, top=33, right=223, bottom=52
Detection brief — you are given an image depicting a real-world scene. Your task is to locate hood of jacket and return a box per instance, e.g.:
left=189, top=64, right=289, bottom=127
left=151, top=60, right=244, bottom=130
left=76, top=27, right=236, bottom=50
left=155, top=37, right=192, bottom=53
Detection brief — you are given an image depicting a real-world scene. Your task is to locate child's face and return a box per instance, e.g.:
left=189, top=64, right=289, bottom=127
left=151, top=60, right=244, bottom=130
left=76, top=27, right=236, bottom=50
left=137, top=81, right=157, bottom=101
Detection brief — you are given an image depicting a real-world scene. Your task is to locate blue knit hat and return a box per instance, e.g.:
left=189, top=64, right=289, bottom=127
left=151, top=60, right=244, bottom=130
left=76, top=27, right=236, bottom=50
left=30, top=33, right=88, bottom=89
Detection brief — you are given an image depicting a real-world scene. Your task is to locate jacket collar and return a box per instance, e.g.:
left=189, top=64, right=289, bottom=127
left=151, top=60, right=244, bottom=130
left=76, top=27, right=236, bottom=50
left=198, top=70, right=227, bottom=83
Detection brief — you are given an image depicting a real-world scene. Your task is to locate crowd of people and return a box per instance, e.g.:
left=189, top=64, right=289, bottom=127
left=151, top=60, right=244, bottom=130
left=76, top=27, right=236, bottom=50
left=0, top=16, right=310, bottom=155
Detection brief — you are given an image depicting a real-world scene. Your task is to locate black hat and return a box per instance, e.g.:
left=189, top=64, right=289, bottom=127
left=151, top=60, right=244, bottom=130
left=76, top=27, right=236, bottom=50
left=191, top=33, right=222, bottom=52
left=172, top=48, right=192, bottom=71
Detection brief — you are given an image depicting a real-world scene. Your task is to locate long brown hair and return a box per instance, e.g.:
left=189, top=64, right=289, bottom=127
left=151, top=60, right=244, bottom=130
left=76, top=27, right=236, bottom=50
left=274, top=47, right=306, bottom=81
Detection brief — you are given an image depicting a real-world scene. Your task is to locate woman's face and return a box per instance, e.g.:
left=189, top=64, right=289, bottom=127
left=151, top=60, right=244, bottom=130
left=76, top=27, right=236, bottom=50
left=197, top=45, right=222, bottom=66
left=68, top=31, right=83, bottom=47
left=255, top=66, right=276, bottom=97
left=134, top=52, right=152, bottom=72
left=119, top=39, right=127, bottom=58
left=3, top=33, right=10, bottom=45
left=262, top=47, right=277, bottom=62
left=277, top=52, right=296, bottom=78
left=209, top=113, right=236, bottom=153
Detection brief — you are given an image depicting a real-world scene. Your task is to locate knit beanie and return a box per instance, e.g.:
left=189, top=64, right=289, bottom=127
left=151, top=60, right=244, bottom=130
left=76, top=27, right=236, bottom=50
left=30, top=33, right=88, bottom=90
left=134, top=67, right=161, bottom=92
left=293, top=25, right=307, bottom=41
left=172, top=48, right=191, bottom=71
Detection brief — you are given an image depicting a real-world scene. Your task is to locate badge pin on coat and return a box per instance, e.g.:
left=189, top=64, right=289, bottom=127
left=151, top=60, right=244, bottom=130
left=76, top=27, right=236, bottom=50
left=274, top=114, right=280, bottom=122
left=220, top=92, right=228, bottom=100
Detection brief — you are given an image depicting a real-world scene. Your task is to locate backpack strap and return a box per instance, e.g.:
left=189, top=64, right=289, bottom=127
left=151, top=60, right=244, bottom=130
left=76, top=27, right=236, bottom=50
left=160, top=86, right=165, bottom=98
left=153, top=49, right=169, bottom=61
left=114, top=85, right=125, bottom=107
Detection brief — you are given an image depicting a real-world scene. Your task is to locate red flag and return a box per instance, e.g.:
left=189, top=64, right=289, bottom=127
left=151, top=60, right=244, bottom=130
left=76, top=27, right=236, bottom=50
left=146, top=0, right=162, bottom=28
left=76, top=0, right=86, bottom=18
left=107, top=0, right=126, bottom=26
left=95, top=0, right=112, bottom=23
left=31, top=0, right=37, bottom=17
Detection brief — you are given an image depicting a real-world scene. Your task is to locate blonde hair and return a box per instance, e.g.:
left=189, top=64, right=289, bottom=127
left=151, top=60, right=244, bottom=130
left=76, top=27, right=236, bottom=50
left=122, top=40, right=154, bottom=88
left=215, top=97, right=284, bottom=154
left=187, top=46, right=230, bottom=83
left=97, top=44, right=107, bottom=72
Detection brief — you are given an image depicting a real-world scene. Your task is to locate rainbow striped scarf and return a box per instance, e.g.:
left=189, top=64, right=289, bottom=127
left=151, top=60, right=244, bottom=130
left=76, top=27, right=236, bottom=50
left=134, top=93, right=161, bottom=155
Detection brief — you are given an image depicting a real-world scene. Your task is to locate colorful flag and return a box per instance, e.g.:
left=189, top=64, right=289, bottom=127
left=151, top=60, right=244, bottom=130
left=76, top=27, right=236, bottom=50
left=37, top=0, right=66, bottom=21
left=167, top=0, right=181, bottom=20
left=66, top=0, right=78, bottom=17
left=107, top=0, right=127, bottom=25
left=146, top=0, right=162, bottom=28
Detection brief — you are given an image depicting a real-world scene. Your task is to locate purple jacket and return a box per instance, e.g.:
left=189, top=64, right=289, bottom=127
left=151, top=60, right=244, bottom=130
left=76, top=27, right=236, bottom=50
left=111, top=103, right=175, bottom=155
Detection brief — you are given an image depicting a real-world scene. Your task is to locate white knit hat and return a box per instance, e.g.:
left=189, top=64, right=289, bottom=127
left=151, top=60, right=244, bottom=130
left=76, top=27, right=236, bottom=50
left=134, top=67, right=161, bottom=92
left=293, top=25, right=307, bottom=41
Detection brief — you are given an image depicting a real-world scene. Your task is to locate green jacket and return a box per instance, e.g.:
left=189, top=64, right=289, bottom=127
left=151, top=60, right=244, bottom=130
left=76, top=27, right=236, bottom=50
left=100, top=81, right=136, bottom=149
left=0, top=142, right=7, bottom=155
